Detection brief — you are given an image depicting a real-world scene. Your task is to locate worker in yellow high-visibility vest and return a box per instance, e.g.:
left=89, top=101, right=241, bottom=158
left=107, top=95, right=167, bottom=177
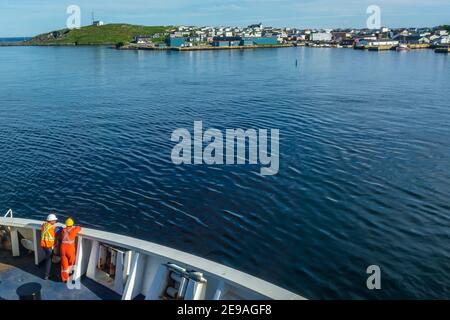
left=41, top=213, right=62, bottom=280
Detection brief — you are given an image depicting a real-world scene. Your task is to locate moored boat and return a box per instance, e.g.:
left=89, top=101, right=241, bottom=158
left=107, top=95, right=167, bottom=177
left=396, top=44, right=410, bottom=51
left=434, top=46, right=450, bottom=53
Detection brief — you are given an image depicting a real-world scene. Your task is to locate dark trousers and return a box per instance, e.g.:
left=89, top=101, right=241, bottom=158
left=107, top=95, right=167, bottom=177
left=43, top=248, right=53, bottom=277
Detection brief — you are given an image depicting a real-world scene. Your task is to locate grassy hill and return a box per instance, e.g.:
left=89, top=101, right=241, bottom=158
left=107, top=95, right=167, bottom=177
left=26, top=24, right=172, bottom=45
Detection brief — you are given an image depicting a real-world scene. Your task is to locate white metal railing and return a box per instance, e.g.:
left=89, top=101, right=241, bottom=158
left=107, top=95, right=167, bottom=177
left=0, top=216, right=303, bottom=300
left=4, top=209, right=13, bottom=218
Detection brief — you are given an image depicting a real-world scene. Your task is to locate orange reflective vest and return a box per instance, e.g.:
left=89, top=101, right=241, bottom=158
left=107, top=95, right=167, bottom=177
left=61, top=226, right=81, bottom=247
left=41, top=222, right=56, bottom=249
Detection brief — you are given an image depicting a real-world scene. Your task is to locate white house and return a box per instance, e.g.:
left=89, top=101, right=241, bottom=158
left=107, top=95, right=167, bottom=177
left=358, top=39, right=399, bottom=47
left=433, top=36, right=450, bottom=46
left=393, top=34, right=430, bottom=44
left=133, top=36, right=153, bottom=44
left=371, top=40, right=399, bottom=46
left=310, top=32, right=332, bottom=42
left=429, top=35, right=440, bottom=41
left=437, top=30, right=449, bottom=36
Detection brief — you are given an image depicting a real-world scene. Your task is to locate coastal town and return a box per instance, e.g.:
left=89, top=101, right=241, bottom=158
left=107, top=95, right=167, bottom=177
left=1, top=21, right=449, bottom=53
left=128, top=23, right=450, bottom=53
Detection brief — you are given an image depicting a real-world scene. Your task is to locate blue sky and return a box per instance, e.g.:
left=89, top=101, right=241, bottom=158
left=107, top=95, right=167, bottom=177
left=1, top=0, right=449, bottom=37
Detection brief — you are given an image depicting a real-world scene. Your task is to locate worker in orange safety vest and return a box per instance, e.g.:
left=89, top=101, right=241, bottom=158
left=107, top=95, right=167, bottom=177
left=60, top=217, right=82, bottom=283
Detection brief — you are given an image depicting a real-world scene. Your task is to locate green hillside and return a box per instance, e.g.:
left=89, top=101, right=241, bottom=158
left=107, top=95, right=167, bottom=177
left=26, top=24, right=172, bottom=45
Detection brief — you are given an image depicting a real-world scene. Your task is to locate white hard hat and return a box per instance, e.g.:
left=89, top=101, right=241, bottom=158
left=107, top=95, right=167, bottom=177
left=46, top=214, right=58, bottom=222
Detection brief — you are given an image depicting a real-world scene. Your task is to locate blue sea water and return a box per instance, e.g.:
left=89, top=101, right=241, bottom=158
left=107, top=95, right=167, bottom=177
left=0, top=37, right=31, bottom=43
left=0, top=46, right=449, bottom=299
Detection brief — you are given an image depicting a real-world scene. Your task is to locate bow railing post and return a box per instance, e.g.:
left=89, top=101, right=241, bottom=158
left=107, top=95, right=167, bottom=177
left=4, top=209, right=13, bottom=218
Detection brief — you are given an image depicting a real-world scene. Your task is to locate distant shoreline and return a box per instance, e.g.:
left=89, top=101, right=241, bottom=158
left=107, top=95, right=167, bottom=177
left=118, top=43, right=294, bottom=51
left=0, top=42, right=113, bottom=47
left=2, top=42, right=448, bottom=54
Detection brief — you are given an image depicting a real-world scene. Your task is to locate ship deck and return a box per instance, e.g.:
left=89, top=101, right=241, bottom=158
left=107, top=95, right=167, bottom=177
left=0, top=250, right=121, bottom=300
left=0, top=217, right=303, bottom=300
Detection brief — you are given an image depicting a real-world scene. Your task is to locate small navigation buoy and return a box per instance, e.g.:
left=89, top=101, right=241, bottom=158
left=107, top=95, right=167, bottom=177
left=295, top=59, right=298, bottom=67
